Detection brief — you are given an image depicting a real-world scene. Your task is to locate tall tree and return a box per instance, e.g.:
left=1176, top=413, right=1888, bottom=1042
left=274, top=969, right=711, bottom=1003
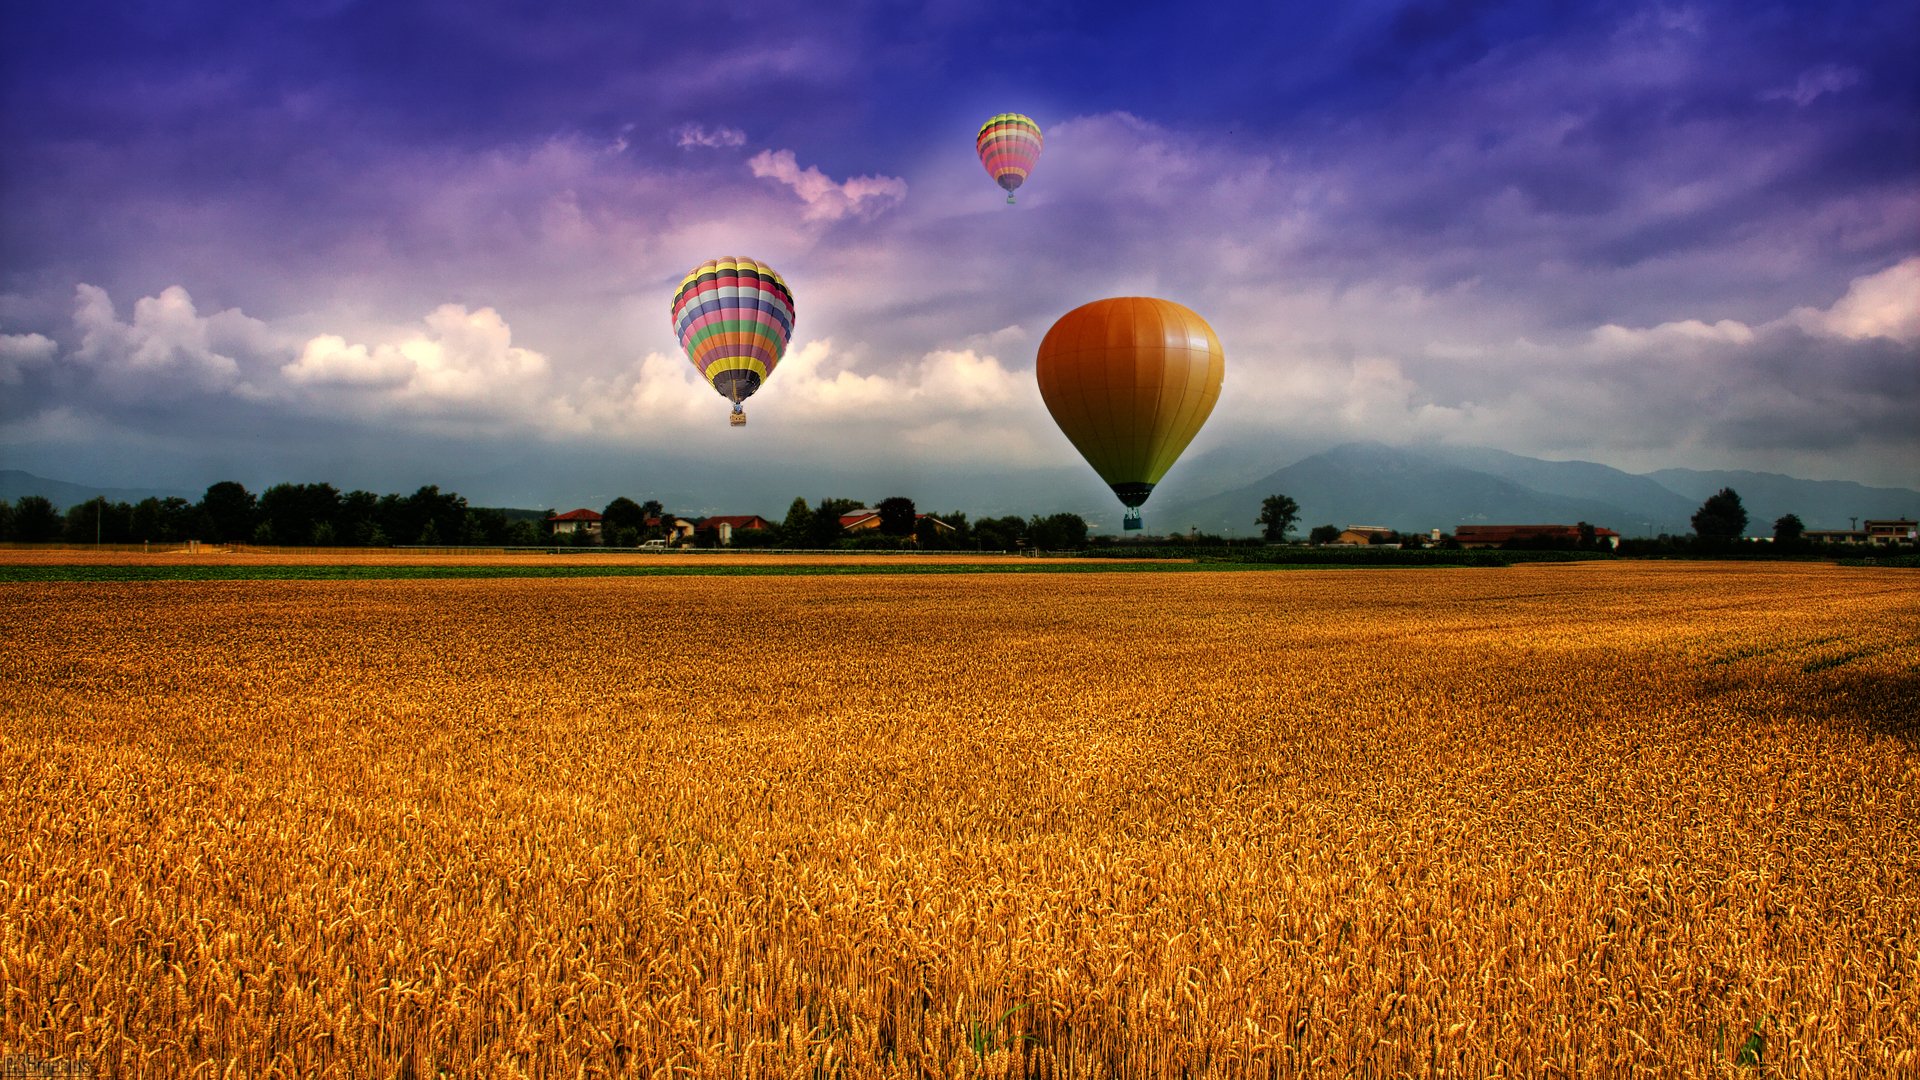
left=809, top=497, right=863, bottom=547
left=406, top=485, right=469, bottom=544
left=12, top=496, right=61, bottom=542
left=973, top=516, right=1027, bottom=551
left=1256, top=494, right=1301, bottom=542
left=877, top=496, right=917, bottom=537
left=1691, top=487, right=1748, bottom=543
left=779, top=497, right=811, bottom=545
left=603, top=497, right=646, bottom=545
left=198, top=481, right=256, bottom=543
left=1773, top=513, right=1805, bottom=545
left=1027, top=512, right=1088, bottom=550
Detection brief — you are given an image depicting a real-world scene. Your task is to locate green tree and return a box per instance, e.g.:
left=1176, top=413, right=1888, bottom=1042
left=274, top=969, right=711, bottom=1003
left=338, top=490, right=381, bottom=546
left=406, top=485, right=468, bottom=544
left=131, top=496, right=195, bottom=542
left=0, top=499, right=12, bottom=541
left=64, top=498, right=134, bottom=543
left=466, top=508, right=511, bottom=545
left=258, top=482, right=341, bottom=546
left=198, top=481, right=257, bottom=543
left=603, top=497, right=646, bottom=541
left=1027, top=512, right=1088, bottom=551
left=13, top=496, right=61, bottom=542
left=809, top=497, right=863, bottom=547
left=1773, top=513, right=1805, bottom=545
left=780, top=497, right=812, bottom=546
left=1308, top=524, right=1340, bottom=545
left=973, top=515, right=1026, bottom=551
left=1691, top=487, right=1748, bottom=543
left=1257, top=494, right=1301, bottom=542
left=877, top=496, right=917, bottom=537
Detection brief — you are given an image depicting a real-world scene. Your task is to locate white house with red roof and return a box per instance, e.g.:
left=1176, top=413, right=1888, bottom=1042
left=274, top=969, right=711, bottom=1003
left=549, top=508, right=602, bottom=538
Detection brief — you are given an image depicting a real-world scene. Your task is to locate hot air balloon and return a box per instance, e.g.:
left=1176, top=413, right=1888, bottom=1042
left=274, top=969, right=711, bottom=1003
left=977, top=113, right=1042, bottom=204
left=1035, top=297, right=1225, bottom=531
left=671, top=256, right=795, bottom=426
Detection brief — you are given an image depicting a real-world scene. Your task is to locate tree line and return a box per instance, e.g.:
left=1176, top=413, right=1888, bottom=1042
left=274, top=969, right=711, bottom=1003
left=0, top=482, right=1092, bottom=551
left=0, top=483, right=532, bottom=546
left=5, top=479, right=1856, bottom=552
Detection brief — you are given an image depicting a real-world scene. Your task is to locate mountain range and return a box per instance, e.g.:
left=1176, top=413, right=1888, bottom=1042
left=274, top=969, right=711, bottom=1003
left=6, top=443, right=1917, bottom=538
left=1153, top=443, right=1920, bottom=537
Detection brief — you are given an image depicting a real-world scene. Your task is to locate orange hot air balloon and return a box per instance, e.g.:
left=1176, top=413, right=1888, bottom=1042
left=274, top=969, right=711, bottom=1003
left=1035, top=297, right=1225, bottom=531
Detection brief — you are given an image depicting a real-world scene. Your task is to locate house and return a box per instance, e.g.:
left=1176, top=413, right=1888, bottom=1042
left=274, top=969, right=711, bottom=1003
left=549, top=508, right=603, bottom=538
left=1865, top=519, right=1917, bottom=545
left=839, top=509, right=884, bottom=532
left=644, top=516, right=697, bottom=543
left=1334, top=525, right=1398, bottom=546
left=840, top=509, right=957, bottom=537
left=697, top=515, right=773, bottom=545
left=1455, top=524, right=1620, bottom=549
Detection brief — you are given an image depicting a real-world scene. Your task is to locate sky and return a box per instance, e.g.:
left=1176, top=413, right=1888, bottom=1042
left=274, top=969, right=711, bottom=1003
left=2, top=0, right=1916, bottom=513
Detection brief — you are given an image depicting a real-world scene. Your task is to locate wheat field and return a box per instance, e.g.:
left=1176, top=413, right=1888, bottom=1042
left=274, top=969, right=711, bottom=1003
left=2, top=561, right=1915, bottom=1077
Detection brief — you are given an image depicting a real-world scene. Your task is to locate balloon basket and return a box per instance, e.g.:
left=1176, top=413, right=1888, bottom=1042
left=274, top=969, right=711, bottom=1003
left=1123, top=508, right=1143, bottom=531
left=1006, top=194, right=1016, bottom=204
left=729, top=409, right=746, bottom=427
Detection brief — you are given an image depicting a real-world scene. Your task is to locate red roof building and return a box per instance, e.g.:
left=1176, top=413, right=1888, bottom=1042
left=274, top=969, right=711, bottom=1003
left=549, top=508, right=603, bottom=537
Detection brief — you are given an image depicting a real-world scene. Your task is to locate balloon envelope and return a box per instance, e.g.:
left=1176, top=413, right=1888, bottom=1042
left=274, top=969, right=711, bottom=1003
left=1035, top=297, right=1225, bottom=527
left=671, top=256, right=795, bottom=423
left=976, top=113, right=1042, bottom=203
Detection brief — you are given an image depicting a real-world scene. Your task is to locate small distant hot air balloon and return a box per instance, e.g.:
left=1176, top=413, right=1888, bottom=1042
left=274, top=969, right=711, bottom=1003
left=977, top=113, right=1043, bottom=204
left=1035, top=297, right=1225, bottom=531
left=671, top=256, right=795, bottom=426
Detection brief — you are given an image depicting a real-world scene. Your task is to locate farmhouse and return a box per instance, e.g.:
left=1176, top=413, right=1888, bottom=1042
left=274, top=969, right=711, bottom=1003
left=697, top=515, right=773, bottom=545
left=1865, top=518, right=1917, bottom=545
left=548, top=508, right=602, bottom=538
left=1455, top=524, right=1620, bottom=549
left=643, top=516, right=698, bottom=543
left=1334, top=525, right=1397, bottom=546
left=839, top=510, right=958, bottom=536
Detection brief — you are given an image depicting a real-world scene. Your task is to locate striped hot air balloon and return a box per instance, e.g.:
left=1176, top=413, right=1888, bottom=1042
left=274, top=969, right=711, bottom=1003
left=1035, top=297, right=1225, bottom=531
left=976, top=113, right=1043, bottom=204
left=670, top=256, right=795, bottom=426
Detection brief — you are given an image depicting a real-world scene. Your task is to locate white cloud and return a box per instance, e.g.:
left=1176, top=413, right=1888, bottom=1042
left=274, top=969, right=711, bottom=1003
left=285, top=304, right=554, bottom=415
left=1589, top=318, right=1758, bottom=351
left=0, top=331, right=56, bottom=385
left=69, top=284, right=280, bottom=401
left=282, top=334, right=414, bottom=388
left=748, top=149, right=907, bottom=221
left=1790, top=256, right=1920, bottom=344
left=675, top=123, right=746, bottom=149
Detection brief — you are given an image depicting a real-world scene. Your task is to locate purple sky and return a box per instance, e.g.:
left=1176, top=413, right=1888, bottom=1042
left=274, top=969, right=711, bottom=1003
left=2, top=0, right=1916, bottom=506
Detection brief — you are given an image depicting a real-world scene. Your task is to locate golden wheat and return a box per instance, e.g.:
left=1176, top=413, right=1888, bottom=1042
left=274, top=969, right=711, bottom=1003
left=1, top=561, right=1915, bottom=1077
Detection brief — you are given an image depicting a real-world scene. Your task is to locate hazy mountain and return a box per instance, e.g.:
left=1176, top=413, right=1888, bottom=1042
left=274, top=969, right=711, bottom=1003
left=1153, top=443, right=1920, bottom=538
left=1644, top=469, right=1920, bottom=532
left=1419, top=445, right=1699, bottom=531
left=0, top=470, right=192, bottom=510
left=1153, top=442, right=1653, bottom=537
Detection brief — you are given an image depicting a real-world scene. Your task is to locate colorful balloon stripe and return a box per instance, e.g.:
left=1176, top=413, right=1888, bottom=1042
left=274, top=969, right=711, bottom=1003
left=672, top=257, right=794, bottom=413
left=976, top=113, right=1042, bottom=198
